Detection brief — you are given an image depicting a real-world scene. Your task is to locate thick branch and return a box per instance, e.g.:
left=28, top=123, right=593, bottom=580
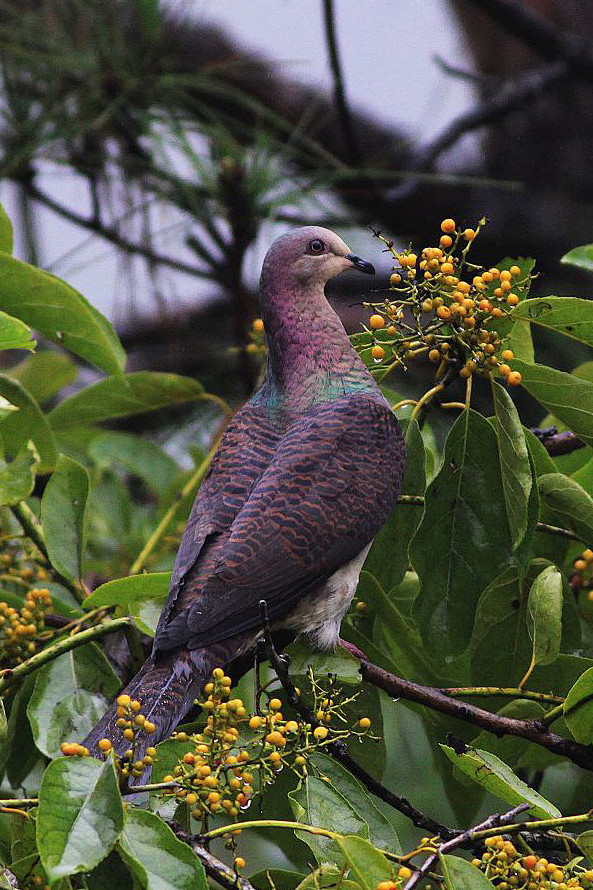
left=360, top=660, right=593, bottom=772
left=322, top=0, right=361, bottom=167
left=259, top=601, right=455, bottom=839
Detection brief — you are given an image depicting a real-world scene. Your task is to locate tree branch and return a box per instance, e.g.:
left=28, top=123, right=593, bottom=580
left=360, top=660, right=593, bottom=772
left=403, top=803, right=528, bottom=890
left=259, top=601, right=456, bottom=839
left=321, top=0, right=361, bottom=167
left=168, top=822, right=256, bottom=890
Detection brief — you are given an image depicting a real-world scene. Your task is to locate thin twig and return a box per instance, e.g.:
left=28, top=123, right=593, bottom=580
left=258, top=601, right=456, bottom=839
left=0, top=617, right=132, bottom=695
left=169, top=822, right=256, bottom=890
left=321, top=0, right=361, bottom=167
left=403, top=804, right=529, bottom=890
left=441, top=686, right=564, bottom=704
left=360, top=660, right=593, bottom=772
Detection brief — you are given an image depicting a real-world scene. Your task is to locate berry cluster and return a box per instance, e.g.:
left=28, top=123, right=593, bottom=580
left=0, top=587, right=52, bottom=667
left=358, top=218, right=530, bottom=386
left=473, top=836, right=593, bottom=889
left=158, top=667, right=373, bottom=830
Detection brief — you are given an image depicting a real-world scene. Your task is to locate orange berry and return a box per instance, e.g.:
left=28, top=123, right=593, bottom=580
left=574, top=559, right=587, bottom=572
left=507, top=371, right=522, bottom=385
left=491, top=307, right=503, bottom=318
left=98, top=738, right=112, bottom=752
left=510, top=265, right=521, bottom=276
left=371, top=345, right=385, bottom=361
left=252, top=318, right=264, bottom=333
left=234, top=858, right=246, bottom=870
left=441, top=218, right=456, bottom=233
left=436, top=306, right=452, bottom=321
left=313, top=726, right=328, bottom=740
left=501, top=349, right=514, bottom=361
left=463, top=228, right=475, bottom=240
left=439, top=235, right=452, bottom=248
left=523, top=855, right=537, bottom=869
left=369, top=314, right=385, bottom=330
left=506, top=294, right=519, bottom=306
left=498, top=363, right=511, bottom=377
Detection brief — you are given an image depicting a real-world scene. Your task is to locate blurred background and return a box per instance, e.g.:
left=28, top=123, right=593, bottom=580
left=1, top=0, right=592, bottom=403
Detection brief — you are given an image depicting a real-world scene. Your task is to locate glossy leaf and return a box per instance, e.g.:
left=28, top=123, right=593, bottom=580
left=538, top=472, right=593, bottom=545
left=577, top=830, right=593, bottom=860
left=41, top=455, right=90, bottom=581
left=441, top=855, right=493, bottom=890
left=0, top=311, right=35, bottom=352
left=336, top=836, right=392, bottom=890
left=37, top=756, right=124, bottom=882
left=511, top=297, right=593, bottom=348
left=49, top=371, right=205, bottom=429
left=8, top=352, right=77, bottom=404
left=411, top=409, right=513, bottom=654
left=561, top=243, right=593, bottom=271
left=491, top=381, right=533, bottom=548
left=0, top=201, right=13, bottom=254
left=286, top=639, right=361, bottom=685
left=526, top=566, right=563, bottom=668
left=89, top=431, right=180, bottom=498
left=470, top=699, right=545, bottom=768
left=564, top=666, right=593, bottom=744
left=504, top=316, right=534, bottom=363
left=289, top=776, right=367, bottom=865
left=0, top=698, right=6, bottom=751
left=310, top=753, right=400, bottom=853
left=513, top=361, right=593, bottom=447
left=83, top=572, right=172, bottom=610
left=27, top=642, right=120, bottom=758
left=440, top=745, right=561, bottom=818
left=364, top=419, right=425, bottom=592
left=117, top=807, right=208, bottom=890
left=0, top=373, right=57, bottom=472
left=0, top=441, right=39, bottom=505
left=0, top=254, right=125, bottom=374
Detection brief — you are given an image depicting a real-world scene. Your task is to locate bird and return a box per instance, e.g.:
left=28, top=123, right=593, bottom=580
left=84, top=226, right=406, bottom=758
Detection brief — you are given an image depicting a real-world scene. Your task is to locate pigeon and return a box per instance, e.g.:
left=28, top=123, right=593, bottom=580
left=84, top=226, right=406, bottom=756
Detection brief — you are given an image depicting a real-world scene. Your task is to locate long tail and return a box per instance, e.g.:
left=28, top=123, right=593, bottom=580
left=83, top=648, right=215, bottom=759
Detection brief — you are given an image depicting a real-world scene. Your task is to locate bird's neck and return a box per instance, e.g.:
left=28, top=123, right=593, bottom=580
left=257, top=277, right=378, bottom=411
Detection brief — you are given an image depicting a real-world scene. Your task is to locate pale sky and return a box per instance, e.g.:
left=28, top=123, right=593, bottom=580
left=2, top=0, right=474, bottom=326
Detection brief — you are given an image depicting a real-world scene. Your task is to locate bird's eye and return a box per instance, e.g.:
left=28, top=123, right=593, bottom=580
left=307, top=238, right=325, bottom=254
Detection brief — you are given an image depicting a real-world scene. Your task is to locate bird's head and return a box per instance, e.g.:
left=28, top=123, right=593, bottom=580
left=261, top=226, right=375, bottom=290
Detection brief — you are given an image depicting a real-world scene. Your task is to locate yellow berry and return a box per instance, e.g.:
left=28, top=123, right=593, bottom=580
left=269, top=698, right=282, bottom=710
left=389, top=273, right=401, bottom=286
left=98, top=738, right=112, bottom=752
left=117, top=694, right=131, bottom=707
left=506, top=294, right=519, bottom=306
left=584, top=548, right=593, bottom=562
left=510, top=265, right=521, bottom=276
left=212, top=667, right=224, bottom=679
left=313, top=726, right=328, bottom=740
left=144, top=721, right=156, bottom=734
left=234, top=858, right=246, bottom=870
left=436, top=306, right=451, bottom=320
left=285, top=720, right=299, bottom=732
left=359, top=717, right=371, bottom=729
left=441, top=218, right=456, bottom=233
left=252, top=318, right=264, bottom=334
left=398, top=867, right=413, bottom=880
left=371, top=345, right=385, bottom=360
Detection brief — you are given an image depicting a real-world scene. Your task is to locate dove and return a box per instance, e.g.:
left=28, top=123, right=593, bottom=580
left=84, top=226, right=406, bottom=756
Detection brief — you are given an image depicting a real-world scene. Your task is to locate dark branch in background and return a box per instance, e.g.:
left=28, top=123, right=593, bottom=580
left=360, top=660, right=593, bottom=772
left=259, top=601, right=456, bottom=840
left=531, top=426, right=586, bottom=457
left=403, top=804, right=529, bottom=890
left=169, top=823, right=255, bottom=890
left=386, top=61, right=567, bottom=204
left=463, top=0, right=593, bottom=82
left=321, top=0, right=361, bottom=167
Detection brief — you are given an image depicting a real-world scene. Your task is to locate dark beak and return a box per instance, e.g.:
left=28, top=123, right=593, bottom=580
left=346, top=253, right=375, bottom=274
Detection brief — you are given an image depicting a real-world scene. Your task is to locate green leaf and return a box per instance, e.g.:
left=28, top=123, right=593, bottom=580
left=0, top=201, right=13, bottom=254
left=41, top=455, right=90, bottom=581
left=310, top=753, right=400, bottom=853
left=470, top=699, right=545, bottom=769
left=491, top=381, right=533, bottom=548
left=0, top=374, right=58, bottom=472
left=577, top=830, right=593, bottom=860
left=441, top=855, right=493, bottom=890
left=564, top=666, right=593, bottom=744
left=49, top=372, right=205, bottom=429
left=526, top=566, right=563, bottom=668
left=0, top=254, right=125, bottom=374
left=83, top=572, right=171, bottom=610
left=37, top=756, right=124, bottom=882
left=0, top=698, right=6, bottom=751
left=8, top=352, right=78, bottom=404
left=364, top=419, right=425, bottom=592
left=411, top=409, right=513, bottom=654
left=504, top=315, right=534, bottom=363
left=286, top=639, right=361, bottom=685
left=89, top=432, right=180, bottom=499
left=513, top=361, right=593, bottom=447
left=27, top=642, right=120, bottom=758
left=511, top=297, right=593, bottom=349
left=440, top=745, right=561, bottom=818
left=251, top=870, right=305, bottom=890
left=0, top=441, right=39, bottom=505
left=289, top=776, right=367, bottom=866
left=538, top=472, right=593, bottom=545
left=0, top=311, right=35, bottom=352
left=561, top=244, right=593, bottom=271
left=117, top=807, right=207, bottom=890
left=336, top=836, right=392, bottom=890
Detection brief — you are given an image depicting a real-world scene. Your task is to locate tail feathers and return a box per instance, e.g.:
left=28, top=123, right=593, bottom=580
left=83, top=650, right=213, bottom=760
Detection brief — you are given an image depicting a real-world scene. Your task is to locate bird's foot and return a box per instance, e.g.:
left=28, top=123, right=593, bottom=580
left=339, top=638, right=367, bottom=660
